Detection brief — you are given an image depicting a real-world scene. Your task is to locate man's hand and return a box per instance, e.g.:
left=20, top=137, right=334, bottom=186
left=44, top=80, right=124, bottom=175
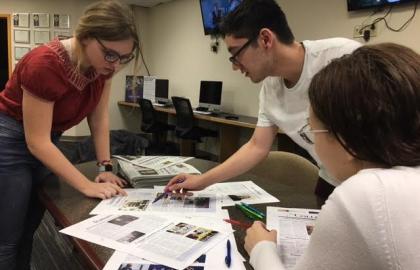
left=165, top=173, right=210, bottom=193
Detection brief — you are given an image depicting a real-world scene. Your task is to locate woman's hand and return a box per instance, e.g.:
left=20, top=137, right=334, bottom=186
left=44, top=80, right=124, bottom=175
left=244, top=221, right=277, bottom=255
left=165, top=173, right=209, bottom=193
left=81, top=180, right=127, bottom=199
left=95, top=172, right=127, bottom=187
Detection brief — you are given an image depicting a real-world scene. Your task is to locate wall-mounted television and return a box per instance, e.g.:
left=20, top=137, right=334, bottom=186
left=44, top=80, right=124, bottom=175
left=347, top=0, right=416, bottom=11
left=199, top=0, right=242, bottom=35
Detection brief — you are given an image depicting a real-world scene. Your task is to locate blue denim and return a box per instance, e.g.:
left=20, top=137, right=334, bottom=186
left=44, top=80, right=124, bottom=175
left=0, top=113, right=61, bottom=270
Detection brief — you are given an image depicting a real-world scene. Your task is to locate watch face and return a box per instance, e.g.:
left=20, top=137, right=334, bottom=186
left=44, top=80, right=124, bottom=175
left=105, top=164, right=113, bottom=172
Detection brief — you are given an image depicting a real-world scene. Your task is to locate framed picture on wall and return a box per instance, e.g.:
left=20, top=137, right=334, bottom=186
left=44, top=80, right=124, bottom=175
left=32, top=13, right=50, bottom=28
left=13, top=13, right=30, bottom=28
left=34, top=30, right=50, bottom=44
left=13, top=29, right=30, bottom=43
left=53, top=31, right=72, bottom=39
left=53, top=14, right=70, bottom=28
left=14, top=46, right=31, bottom=60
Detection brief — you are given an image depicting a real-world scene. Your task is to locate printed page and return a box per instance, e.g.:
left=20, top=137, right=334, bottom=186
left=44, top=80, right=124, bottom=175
left=60, top=214, right=172, bottom=253
left=90, top=189, right=221, bottom=217
left=196, top=181, right=279, bottom=206
left=143, top=76, right=156, bottom=101
left=100, top=211, right=246, bottom=270
left=90, top=189, right=155, bottom=215
left=131, top=156, right=194, bottom=170
left=120, top=220, right=230, bottom=269
left=266, top=207, right=320, bottom=269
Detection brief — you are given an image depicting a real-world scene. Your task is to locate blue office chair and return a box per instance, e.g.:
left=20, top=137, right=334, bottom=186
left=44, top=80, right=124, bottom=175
left=171, top=96, right=217, bottom=156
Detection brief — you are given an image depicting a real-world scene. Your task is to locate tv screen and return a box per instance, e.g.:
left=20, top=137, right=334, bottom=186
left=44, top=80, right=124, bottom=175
left=199, top=0, right=242, bottom=35
left=347, top=0, right=416, bottom=11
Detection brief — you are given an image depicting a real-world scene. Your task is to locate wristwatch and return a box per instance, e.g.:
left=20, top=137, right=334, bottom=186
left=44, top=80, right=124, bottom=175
left=97, top=160, right=113, bottom=173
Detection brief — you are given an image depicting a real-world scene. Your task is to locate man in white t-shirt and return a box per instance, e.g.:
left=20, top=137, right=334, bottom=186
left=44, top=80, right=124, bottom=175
left=166, top=0, right=360, bottom=200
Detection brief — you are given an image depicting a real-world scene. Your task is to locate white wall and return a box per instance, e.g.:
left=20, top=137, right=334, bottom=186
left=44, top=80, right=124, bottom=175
left=139, top=0, right=420, bottom=124
left=3, top=0, right=420, bottom=136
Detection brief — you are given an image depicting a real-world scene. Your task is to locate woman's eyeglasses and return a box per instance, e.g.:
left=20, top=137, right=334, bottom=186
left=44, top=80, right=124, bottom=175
left=298, top=123, right=329, bottom=144
left=96, top=38, right=135, bottom=64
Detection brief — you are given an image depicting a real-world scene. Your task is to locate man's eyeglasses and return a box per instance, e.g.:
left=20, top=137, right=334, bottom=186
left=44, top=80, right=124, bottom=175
left=229, top=36, right=257, bottom=65
left=96, top=38, right=135, bottom=65
left=298, top=123, right=329, bottom=144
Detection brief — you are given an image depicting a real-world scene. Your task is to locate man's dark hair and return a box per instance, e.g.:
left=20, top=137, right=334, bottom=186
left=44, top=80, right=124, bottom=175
left=309, top=43, right=420, bottom=167
left=219, top=0, right=294, bottom=44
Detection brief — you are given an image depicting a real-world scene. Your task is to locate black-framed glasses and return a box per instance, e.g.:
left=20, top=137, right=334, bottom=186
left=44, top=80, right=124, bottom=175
left=228, top=36, right=257, bottom=65
left=96, top=38, right=135, bottom=65
left=298, top=123, right=329, bottom=144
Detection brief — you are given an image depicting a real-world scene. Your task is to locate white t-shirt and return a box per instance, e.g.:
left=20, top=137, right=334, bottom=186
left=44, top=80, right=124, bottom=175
left=257, top=38, right=361, bottom=186
left=250, top=166, right=420, bottom=270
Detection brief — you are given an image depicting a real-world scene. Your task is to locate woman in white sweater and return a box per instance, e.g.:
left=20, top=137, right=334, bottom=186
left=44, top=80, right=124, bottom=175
left=245, top=43, right=420, bottom=270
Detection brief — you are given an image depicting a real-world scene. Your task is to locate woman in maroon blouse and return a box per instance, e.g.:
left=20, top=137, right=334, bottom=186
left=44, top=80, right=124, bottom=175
left=0, top=1, right=140, bottom=268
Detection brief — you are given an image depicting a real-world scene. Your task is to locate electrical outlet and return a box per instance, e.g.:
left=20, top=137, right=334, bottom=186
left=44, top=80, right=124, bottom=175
left=353, top=24, right=377, bottom=38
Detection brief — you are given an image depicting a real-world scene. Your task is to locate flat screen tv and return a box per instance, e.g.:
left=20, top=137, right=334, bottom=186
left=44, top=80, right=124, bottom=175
left=347, top=0, right=416, bottom=11
left=199, top=0, right=242, bottom=35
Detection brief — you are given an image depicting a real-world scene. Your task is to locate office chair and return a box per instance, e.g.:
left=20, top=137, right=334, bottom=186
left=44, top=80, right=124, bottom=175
left=138, top=98, right=174, bottom=153
left=249, top=151, right=322, bottom=207
left=171, top=96, right=217, bottom=157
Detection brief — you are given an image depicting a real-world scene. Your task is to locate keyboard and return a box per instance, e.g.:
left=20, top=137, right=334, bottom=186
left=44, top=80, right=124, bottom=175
left=195, top=107, right=208, bottom=112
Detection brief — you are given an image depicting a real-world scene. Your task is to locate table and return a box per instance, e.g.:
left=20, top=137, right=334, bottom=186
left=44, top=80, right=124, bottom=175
left=118, top=101, right=282, bottom=162
left=39, top=158, right=321, bottom=270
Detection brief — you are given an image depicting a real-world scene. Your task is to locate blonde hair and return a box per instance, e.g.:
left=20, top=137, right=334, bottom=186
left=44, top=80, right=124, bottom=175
left=74, top=0, right=140, bottom=71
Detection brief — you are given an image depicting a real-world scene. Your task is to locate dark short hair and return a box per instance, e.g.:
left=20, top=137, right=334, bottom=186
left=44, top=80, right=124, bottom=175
left=309, top=43, right=420, bottom=167
left=219, top=0, right=294, bottom=44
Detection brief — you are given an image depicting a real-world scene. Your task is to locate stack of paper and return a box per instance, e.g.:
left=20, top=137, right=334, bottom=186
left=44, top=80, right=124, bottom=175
left=114, top=155, right=200, bottom=188
left=60, top=165, right=281, bottom=269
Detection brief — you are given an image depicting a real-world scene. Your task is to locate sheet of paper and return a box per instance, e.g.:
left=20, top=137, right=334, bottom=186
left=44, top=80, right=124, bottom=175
left=102, top=210, right=246, bottom=270
left=196, top=181, right=279, bottom=206
left=61, top=213, right=230, bottom=269
left=266, top=207, right=320, bottom=269
left=60, top=214, right=171, bottom=253
left=119, top=155, right=194, bottom=170
left=143, top=76, right=156, bottom=101
left=90, top=189, right=221, bottom=217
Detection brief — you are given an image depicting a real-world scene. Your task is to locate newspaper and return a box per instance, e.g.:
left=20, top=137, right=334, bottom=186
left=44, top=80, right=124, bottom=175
left=115, top=156, right=200, bottom=188
left=102, top=210, right=246, bottom=270
left=61, top=214, right=230, bottom=270
left=114, top=155, right=194, bottom=170
left=90, top=189, right=221, bottom=217
left=266, top=207, right=320, bottom=269
left=194, top=181, right=280, bottom=206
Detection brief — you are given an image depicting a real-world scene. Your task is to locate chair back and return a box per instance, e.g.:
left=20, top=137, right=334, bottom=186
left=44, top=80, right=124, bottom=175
left=249, top=151, right=319, bottom=193
left=171, top=96, right=195, bottom=136
left=138, top=98, right=156, bottom=132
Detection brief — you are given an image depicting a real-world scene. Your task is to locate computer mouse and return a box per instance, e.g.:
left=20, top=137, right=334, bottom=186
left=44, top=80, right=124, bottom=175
left=225, top=115, right=238, bottom=120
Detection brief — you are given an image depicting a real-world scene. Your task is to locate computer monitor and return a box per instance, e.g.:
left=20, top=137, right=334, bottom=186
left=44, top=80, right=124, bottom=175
left=198, top=80, right=222, bottom=111
left=155, top=79, right=169, bottom=103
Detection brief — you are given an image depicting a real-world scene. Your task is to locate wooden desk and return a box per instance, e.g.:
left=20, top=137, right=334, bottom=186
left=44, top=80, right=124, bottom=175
left=39, top=159, right=320, bottom=270
left=118, top=101, right=268, bottom=162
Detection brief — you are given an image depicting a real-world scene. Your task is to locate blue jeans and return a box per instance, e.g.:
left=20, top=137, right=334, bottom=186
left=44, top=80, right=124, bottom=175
left=0, top=113, right=61, bottom=270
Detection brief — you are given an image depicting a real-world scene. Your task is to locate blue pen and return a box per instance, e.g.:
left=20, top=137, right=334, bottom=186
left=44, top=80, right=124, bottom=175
left=241, top=202, right=266, bottom=218
left=225, top=239, right=231, bottom=268
left=152, top=191, right=170, bottom=203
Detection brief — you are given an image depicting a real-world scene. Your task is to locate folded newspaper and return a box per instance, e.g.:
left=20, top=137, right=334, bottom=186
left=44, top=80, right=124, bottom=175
left=114, top=155, right=201, bottom=188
